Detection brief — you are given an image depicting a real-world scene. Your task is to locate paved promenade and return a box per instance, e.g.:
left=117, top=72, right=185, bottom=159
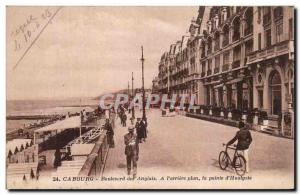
left=102, top=109, right=294, bottom=189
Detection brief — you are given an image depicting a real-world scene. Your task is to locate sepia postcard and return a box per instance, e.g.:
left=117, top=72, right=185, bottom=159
left=6, top=6, right=295, bottom=190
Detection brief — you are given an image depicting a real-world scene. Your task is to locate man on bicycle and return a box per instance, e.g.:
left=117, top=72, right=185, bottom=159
left=227, top=121, right=252, bottom=173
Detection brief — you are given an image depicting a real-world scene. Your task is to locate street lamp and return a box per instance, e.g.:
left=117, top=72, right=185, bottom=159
left=141, top=46, right=146, bottom=121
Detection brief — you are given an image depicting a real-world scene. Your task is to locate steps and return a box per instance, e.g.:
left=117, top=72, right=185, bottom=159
left=7, top=162, right=38, bottom=180
left=51, top=159, right=86, bottom=177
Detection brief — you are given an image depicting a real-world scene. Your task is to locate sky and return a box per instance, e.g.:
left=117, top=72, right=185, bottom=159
left=6, top=6, right=198, bottom=100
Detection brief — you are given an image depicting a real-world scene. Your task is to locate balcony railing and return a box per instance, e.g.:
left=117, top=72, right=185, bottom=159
left=232, top=60, right=240, bottom=69
left=207, top=69, right=212, bottom=76
left=222, top=64, right=229, bottom=72
left=214, top=67, right=220, bottom=74
left=247, top=40, right=292, bottom=64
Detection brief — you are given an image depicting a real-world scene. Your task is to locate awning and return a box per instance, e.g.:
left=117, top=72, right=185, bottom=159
left=34, top=116, right=81, bottom=133
left=226, top=77, right=243, bottom=85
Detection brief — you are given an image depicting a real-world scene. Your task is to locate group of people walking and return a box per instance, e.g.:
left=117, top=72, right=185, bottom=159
left=102, top=105, right=148, bottom=179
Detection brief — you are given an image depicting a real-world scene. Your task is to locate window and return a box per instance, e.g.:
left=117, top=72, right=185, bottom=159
left=214, top=32, right=220, bottom=51
left=273, top=7, right=283, bottom=21
left=222, top=25, right=229, bottom=46
left=265, top=29, right=272, bottom=47
left=257, top=7, right=261, bottom=23
left=258, top=33, right=262, bottom=50
left=215, top=55, right=220, bottom=68
left=245, top=40, right=253, bottom=55
left=202, top=61, right=206, bottom=73
left=289, top=18, right=294, bottom=40
left=223, top=51, right=230, bottom=65
left=275, top=22, right=283, bottom=43
left=263, top=7, right=271, bottom=25
left=232, top=18, right=241, bottom=42
left=214, top=55, right=220, bottom=74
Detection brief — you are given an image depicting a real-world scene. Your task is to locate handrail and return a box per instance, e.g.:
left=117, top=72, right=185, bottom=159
left=78, top=130, right=107, bottom=177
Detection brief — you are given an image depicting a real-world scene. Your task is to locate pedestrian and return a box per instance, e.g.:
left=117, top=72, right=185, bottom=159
left=122, top=113, right=127, bottom=127
left=53, top=148, right=62, bottom=168
left=135, top=118, right=142, bottom=143
left=140, top=118, right=147, bottom=142
left=227, top=121, right=252, bottom=173
left=104, top=118, right=115, bottom=148
left=124, top=126, right=139, bottom=178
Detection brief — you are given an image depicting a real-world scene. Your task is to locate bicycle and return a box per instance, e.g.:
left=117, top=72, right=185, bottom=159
left=218, top=143, right=247, bottom=176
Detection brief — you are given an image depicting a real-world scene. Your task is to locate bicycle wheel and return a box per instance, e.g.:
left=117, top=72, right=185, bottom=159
left=218, top=151, right=229, bottom=170
left=234, top=155, right=246, bottom=176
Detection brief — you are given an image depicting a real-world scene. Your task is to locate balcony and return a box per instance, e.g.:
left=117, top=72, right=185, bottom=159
left=222, top=64, right=229, bottom=72
left=247, top=40, right=293, bottom=64
left=232, top=60, right=241, bottom=69
left=207, top=69, right=212, bottom=76
left=201, top=72, right=206, bottom=77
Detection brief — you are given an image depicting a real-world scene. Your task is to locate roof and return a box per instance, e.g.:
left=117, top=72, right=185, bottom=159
left=34, top=116, right=81, bottom=133
left=7, top=139, right=31, bottom=156
left=71, top=144, right=94, bottom=156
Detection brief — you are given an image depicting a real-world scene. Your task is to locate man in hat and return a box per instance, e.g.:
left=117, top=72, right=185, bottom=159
left=135, top=118, right=142, bottom=143
left=124, top=126, right=139, bottom=178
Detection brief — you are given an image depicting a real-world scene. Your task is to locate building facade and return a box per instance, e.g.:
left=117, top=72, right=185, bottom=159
left=154, top=6, right=294, bottom=137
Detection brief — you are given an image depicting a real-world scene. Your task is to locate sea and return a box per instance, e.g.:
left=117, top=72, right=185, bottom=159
left=6, top=98, right=99, bottom=133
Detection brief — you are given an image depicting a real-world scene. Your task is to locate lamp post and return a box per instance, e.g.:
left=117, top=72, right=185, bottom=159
left=141, top=46, right=146, bottom=120
left=132, top=72, right=135, bottom=119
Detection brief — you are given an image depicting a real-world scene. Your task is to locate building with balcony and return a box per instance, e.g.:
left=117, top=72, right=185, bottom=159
left=153, top=6, right=294, bottom=137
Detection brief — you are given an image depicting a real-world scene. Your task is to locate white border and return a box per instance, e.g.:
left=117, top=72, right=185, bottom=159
left=1, top=0, right=299, bottom=194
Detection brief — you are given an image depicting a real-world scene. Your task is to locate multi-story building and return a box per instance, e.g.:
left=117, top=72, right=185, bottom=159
left=154, top=6, right=294, bottom=137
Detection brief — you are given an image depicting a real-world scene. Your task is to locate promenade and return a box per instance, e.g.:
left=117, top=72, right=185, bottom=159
left=102, top=109, right=294, bottom=189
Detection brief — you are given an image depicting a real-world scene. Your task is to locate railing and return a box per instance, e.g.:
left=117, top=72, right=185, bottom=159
left=78, top=130, right=108, bottom=177
left=232, top=60, right=240, bottom=69
left=247, top=40, right=292, bottom=64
